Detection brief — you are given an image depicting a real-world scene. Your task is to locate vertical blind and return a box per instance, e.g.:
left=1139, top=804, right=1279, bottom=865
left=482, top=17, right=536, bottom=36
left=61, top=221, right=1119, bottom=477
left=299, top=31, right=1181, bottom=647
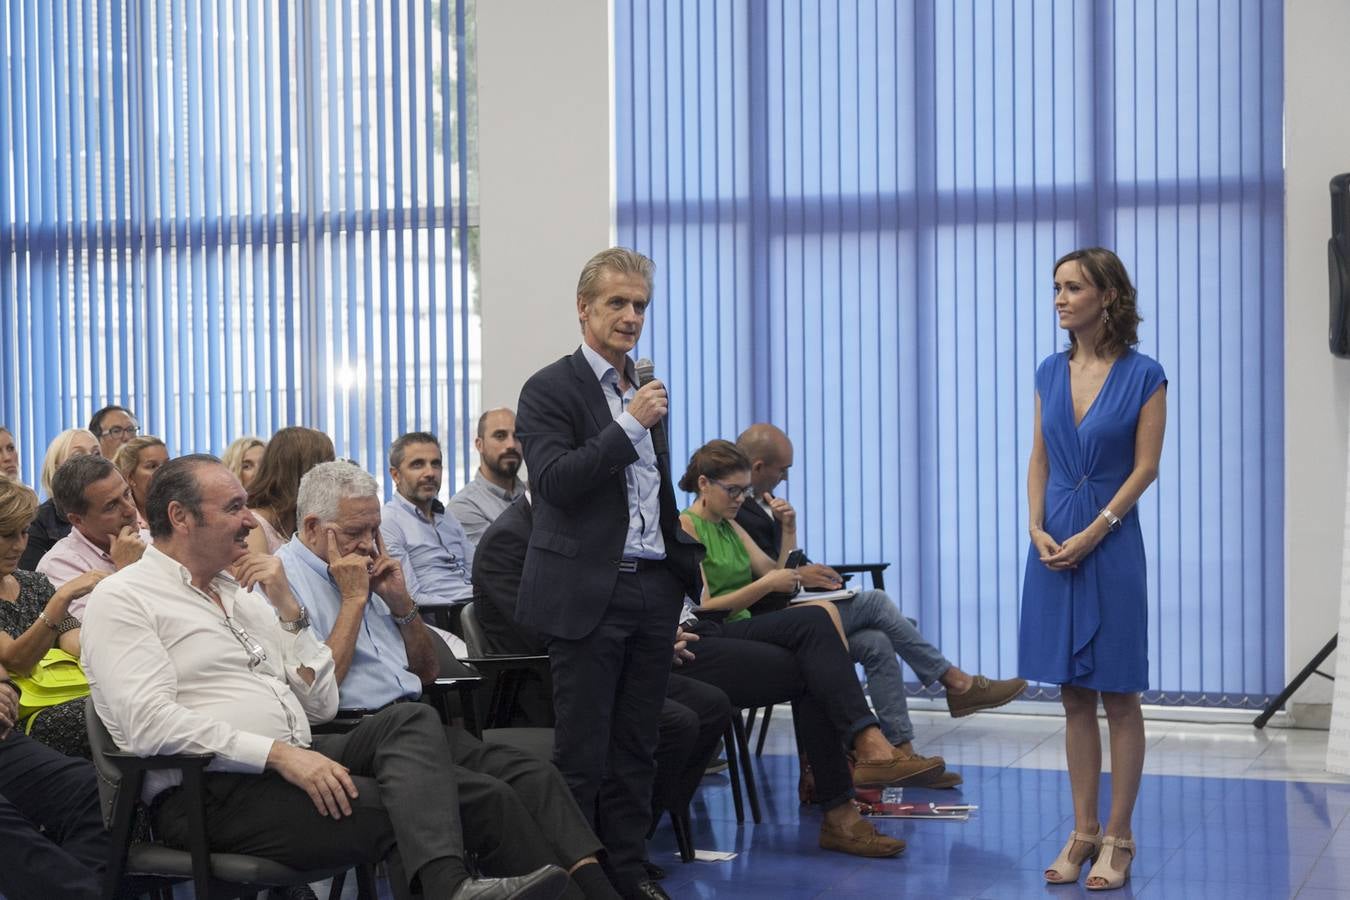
left=616, top=0, right=1284, bottom=706
left=0, top=0, right=480, bottom=491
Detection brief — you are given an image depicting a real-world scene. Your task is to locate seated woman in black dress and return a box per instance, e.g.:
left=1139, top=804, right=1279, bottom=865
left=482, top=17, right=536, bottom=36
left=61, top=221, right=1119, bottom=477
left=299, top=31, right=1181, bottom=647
left=0, top=480, right=105, bottom=757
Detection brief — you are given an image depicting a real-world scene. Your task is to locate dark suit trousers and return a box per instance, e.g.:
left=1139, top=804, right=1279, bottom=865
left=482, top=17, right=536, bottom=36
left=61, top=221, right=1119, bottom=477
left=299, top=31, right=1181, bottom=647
left=545, top=566, right=681, bottom=892
left=156, top=703, right=598, bottom=892
left=440, top=724, right=604, bottom=873
left=0, top=732, right=107, bottom=900
left=684, top=605, right=880, bottom=810
left=655, top=673, right=731, bottom=818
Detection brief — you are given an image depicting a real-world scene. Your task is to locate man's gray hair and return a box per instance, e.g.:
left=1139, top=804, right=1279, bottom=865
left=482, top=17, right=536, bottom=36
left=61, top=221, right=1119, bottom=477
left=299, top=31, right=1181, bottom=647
left=575, top=247, right=655, bottom=304
left=296, top=460, right=381, bottom=525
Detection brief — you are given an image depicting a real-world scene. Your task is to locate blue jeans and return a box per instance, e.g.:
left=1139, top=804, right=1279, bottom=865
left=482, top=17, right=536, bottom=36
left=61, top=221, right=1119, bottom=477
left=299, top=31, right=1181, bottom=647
left=833, top=589, right=951, bottom=744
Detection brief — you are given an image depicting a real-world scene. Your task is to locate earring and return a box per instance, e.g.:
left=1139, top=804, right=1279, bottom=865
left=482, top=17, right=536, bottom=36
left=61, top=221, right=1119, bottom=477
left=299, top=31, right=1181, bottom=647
left=1101, top=307, right=1112, bottom=325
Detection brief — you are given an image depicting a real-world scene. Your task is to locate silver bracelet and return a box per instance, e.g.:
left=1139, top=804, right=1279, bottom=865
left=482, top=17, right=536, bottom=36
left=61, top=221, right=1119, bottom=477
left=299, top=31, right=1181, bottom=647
left=392, top=601, right=421, bottom=627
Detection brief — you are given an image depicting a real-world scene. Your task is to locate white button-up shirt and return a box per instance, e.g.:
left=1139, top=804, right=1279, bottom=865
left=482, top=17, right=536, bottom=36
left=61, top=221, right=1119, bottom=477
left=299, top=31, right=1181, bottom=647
left=81, top=546, right=339, bottom=802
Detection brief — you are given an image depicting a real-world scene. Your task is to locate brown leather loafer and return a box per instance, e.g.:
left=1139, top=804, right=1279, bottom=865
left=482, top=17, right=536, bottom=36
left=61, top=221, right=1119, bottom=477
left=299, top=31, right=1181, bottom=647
left=946, top=675, right=1028, bottom=717
left=819, top=819, right=906, bottom=858
left=852, top=751, right=943, bottom=788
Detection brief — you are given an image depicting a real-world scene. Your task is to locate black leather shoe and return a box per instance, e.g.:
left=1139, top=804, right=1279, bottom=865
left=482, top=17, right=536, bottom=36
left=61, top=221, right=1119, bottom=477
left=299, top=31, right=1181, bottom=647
left=449, top=865, right=570, bottom=900
left=640, top=859, right=667, bottom=881
left=629, top=880, right=672, bottom=900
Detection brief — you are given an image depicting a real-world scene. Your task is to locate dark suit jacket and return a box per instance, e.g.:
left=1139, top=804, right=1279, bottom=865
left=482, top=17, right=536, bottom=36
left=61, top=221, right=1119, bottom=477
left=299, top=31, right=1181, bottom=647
left=733, top=499, right=795, bottom=614
left=515, top=347, right=703, bottom=640
left=471, top=495, right=547, bottom=654
left=735, top=499, right=782, bottom=560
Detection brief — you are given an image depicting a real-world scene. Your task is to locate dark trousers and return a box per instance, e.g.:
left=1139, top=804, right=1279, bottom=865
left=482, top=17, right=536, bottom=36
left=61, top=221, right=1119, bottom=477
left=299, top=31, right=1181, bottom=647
left=656, top=673, right=732, bottom=817
left=157, top=704, right=600, bottom=892
left=440, top=724, right=604, bottom=875
left=545, top=567, right=682, bottom=893
left=0, top=731, right=108, bottom=900
left=683, top=605, right=880, bottom=810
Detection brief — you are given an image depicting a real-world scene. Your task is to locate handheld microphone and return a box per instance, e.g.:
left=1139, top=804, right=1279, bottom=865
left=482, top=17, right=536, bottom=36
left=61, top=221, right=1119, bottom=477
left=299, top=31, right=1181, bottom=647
left=634, top=357, right=669, bottom=457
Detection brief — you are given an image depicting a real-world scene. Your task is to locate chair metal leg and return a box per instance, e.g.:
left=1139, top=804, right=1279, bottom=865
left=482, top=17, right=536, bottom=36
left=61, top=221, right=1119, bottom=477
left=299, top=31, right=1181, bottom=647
left=722, top=723, right=745, bottom=823
left=754, top=704, right=774, bottom=757
left=181, top=767, right=214, bottom=900
left=670, top=807, right=695, bottom=863
left=730, top=711, right=762, bottom=824
left=355, top=862, right=380, bottom=899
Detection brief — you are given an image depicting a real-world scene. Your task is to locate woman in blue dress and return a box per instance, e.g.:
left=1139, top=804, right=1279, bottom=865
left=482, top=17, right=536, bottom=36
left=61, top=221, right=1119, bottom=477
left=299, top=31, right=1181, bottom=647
left=1020, top=248, right=1167, bottom=891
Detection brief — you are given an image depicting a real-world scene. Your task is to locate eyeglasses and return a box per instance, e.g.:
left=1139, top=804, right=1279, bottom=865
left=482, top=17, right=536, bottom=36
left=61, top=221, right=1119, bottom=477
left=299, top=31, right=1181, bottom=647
left=223, top=616, right=268, bottom=670
left=712, top=480, right=755, bottom=501
left=99, top=425, right=139, bottom=439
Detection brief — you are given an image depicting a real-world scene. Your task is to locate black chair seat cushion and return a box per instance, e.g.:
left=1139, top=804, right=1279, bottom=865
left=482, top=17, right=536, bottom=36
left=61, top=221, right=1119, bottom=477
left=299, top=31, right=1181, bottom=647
left=127, top=843, right=340, bottom=886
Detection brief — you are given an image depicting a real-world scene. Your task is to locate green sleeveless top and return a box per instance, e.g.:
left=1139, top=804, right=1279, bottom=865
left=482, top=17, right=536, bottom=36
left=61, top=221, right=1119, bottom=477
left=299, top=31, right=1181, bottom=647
left=683, top=507, right=753, bottom=623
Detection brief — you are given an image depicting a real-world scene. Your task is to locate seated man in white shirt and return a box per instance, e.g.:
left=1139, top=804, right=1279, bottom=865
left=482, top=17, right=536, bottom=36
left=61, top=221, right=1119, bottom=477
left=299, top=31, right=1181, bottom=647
left=81, top=454, right=568, bottom=900
left=279, top=462, right=621, bottom=900
left=381, top=433, right=477, bottom=628
left=36, top=454, right=149, bottom=611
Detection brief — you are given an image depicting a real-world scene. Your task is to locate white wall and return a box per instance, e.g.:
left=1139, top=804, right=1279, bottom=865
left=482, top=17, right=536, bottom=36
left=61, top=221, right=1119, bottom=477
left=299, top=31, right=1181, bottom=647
left=1284, top=0, right=1350, bottom=710
left=477, top=0, right=612, bottom=412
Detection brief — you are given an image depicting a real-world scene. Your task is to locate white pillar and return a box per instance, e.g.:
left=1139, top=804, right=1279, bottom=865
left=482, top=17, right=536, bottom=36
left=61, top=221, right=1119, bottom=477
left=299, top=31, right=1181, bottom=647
left=476, top=0, right=614, bottom=414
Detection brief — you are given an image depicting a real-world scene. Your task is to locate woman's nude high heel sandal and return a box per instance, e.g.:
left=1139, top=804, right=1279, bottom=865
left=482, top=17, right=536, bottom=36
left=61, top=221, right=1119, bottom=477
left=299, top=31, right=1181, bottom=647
left=1085, top=835, right=1135, bottom=891
left=1043, top=828, right=1103, bottom=883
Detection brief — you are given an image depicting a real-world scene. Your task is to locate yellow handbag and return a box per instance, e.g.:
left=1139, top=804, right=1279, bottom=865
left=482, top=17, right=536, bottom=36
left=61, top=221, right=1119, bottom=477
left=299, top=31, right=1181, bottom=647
left=14, top=648, right=90, bottom=727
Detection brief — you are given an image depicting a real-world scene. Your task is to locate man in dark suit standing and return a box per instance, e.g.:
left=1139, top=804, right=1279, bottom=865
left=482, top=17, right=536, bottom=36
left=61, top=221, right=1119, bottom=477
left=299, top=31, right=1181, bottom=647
left=515, top=249, right=703, bottom=900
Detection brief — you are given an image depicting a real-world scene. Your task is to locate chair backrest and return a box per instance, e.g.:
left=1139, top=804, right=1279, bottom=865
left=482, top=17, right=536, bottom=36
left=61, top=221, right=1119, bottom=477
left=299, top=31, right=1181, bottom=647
left=459, top=601, right=489, bottom=656
left=84, top=696, right=123, bottom=829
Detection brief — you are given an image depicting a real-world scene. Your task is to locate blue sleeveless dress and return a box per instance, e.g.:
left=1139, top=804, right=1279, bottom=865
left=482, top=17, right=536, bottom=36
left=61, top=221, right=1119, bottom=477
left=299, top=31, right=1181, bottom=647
left=1018, top=349, right=1167, bottom=693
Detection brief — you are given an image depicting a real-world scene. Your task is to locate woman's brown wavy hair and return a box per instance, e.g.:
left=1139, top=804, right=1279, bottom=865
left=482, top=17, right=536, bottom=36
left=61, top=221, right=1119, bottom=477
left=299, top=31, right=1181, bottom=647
left=1055, top=247, right=1142, bottom=359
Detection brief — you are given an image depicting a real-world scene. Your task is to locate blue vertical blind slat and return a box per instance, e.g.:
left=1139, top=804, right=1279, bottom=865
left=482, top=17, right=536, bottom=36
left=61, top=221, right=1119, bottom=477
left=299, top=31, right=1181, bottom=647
left=616, top=0, right=1284, bottom=706
left=0, top=0, right=480, bottom=499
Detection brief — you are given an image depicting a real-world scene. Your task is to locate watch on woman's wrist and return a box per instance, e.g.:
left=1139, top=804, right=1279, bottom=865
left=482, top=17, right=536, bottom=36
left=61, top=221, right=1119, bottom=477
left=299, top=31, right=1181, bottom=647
left=1099, top=508, right=1122, bottom=532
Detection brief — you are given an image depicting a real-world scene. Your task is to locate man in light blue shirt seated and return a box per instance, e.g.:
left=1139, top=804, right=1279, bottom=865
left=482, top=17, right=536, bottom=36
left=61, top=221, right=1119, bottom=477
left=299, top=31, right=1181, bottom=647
left=276, top=461, right=622, bottom=900
left=380, top=432, right=476, bottom=628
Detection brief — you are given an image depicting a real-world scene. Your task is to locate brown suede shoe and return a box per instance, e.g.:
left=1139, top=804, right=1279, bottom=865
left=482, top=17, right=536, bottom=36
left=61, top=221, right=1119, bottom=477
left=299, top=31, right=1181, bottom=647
left=946, top=675, right=1028, bottom=717
left=852, top=751, right=943, bottom=788
left=907, top=768, right=964, bottom=789
left=888, top=743, right=956, bottom=787
left=819, top=819, right=906, bottom=858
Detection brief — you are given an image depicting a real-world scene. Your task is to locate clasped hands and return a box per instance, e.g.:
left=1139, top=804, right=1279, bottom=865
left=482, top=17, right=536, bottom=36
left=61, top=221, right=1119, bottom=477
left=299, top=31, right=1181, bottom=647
left=1032, top=526, right=1103, bottom=571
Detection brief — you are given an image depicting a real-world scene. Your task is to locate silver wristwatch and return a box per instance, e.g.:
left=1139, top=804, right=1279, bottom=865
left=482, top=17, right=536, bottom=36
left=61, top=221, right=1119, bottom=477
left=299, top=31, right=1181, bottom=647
left=1100, top=508, right=1122, bottom=532
left=279, top=605, right=311, bottom=634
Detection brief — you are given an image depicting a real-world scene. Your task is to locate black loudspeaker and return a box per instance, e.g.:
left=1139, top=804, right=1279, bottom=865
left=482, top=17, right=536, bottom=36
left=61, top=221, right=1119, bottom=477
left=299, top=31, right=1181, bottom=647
left=1331, top=173, right=1350, bottom=358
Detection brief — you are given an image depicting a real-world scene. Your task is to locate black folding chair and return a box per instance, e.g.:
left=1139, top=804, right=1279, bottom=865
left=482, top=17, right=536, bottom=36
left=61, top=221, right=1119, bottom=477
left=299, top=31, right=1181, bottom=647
left=85, top=697, right=384, bottom=900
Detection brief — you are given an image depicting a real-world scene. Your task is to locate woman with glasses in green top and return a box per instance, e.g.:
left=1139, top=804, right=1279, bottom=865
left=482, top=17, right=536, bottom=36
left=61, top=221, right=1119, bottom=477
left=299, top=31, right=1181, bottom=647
left=679, top=439, right=1025, bottom=791
left=678, top=440, right=846, bottom=639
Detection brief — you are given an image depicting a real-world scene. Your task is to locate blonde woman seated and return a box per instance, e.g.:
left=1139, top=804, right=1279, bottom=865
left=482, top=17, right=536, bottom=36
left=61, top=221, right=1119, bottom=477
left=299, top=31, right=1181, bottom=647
left=0, top=426, right=19, bottom=482
left=221, top=435, right=266, bottom=489
left=113, top=436, right=169, bottom=527
left=18, top=429, right=101, bottom=571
